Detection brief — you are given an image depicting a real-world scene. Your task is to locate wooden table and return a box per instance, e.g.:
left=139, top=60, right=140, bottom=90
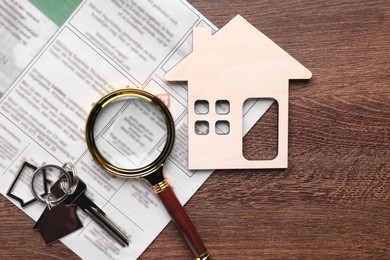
left=1, top=0, right=389, bottom=259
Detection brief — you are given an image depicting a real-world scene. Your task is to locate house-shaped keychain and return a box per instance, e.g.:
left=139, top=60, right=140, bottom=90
left=165, top=15, right=312, bottom=170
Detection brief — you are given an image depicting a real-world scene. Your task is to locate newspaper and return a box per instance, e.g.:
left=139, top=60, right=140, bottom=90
left=0, top=0, right=81, bottom=95
left=0, top=0, right=272, bottom=259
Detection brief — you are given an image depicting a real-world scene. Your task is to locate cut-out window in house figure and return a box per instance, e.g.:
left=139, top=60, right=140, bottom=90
left=194, top=100, right=231, bottom=135
left=215, top=120, right=230, bottom=135
left=195, top=120, right=209, bottom=135
left=215, top=100, right=230, bottom=134
left=195, top=100, right=209, bottom=114
left=216, top=100, right=230, bottom=115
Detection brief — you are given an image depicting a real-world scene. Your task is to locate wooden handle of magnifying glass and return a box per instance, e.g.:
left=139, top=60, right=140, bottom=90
left=154, top=181, right=210, bottom=260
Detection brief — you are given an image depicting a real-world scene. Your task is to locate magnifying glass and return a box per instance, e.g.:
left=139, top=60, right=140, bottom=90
left=85, top=89, right=209, bottom=260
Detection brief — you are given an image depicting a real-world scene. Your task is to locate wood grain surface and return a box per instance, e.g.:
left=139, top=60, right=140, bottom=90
left=1, top=0, right=389, bottom=259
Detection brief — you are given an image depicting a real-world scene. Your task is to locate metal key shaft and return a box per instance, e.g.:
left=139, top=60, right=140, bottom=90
left=51, top=177, right=129, bottom=247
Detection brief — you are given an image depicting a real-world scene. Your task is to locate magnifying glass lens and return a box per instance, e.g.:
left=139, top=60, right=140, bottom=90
left=93, top=95, right=168, bottom=170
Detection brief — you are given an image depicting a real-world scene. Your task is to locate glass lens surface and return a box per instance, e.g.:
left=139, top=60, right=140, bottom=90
left=92, top=95, right=168, bottom=170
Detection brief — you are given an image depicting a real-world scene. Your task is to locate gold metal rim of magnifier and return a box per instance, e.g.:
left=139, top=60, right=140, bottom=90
left=85, top=88, right=175, bottom=178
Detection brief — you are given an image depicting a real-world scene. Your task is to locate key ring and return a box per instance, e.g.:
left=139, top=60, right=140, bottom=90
left=60, top=162, right=78, bottom=195
left=30, top=163, right=76, bottom=209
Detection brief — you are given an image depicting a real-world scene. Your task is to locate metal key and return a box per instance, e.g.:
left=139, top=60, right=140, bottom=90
left=51, top=177, right=129, bottom=247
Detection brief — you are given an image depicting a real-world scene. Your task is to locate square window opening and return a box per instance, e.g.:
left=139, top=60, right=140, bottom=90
left=216, top=120, right=230, bottom=135
left=194, top=100, right=209, bottom=114
left=216, top=100, right=230, bottom=114
left=195, top=120, right=209, bottom=135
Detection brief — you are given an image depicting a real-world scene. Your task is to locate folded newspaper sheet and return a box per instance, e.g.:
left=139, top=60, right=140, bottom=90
left=0, top=0, right=272, bottom=258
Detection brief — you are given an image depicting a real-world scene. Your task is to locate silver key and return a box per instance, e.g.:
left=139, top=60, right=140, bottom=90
left=51, top=177, right=129, bottom=247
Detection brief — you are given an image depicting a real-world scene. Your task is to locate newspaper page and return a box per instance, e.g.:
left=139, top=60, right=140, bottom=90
left=0, top=0, right=81, bottom=96
left=0, top=0, right=272, bottom=259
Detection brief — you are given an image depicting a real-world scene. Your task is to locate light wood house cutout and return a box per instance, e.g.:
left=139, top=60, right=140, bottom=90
left=165, top=15, right=312, bottom=170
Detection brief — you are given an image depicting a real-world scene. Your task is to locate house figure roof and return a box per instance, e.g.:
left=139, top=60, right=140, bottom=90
left=165, top=15, right=312, bottom=84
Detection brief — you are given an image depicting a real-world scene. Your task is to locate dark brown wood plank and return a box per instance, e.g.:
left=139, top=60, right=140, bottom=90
left=1, top=0, right=389, bottom=259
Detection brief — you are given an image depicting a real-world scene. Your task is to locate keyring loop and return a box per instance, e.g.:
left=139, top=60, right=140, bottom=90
left=30, top=164, right=73, bottom=207
left=60, top=162, right=78, bottom=195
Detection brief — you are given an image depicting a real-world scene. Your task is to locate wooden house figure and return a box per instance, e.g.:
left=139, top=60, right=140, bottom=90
left=165, top=15, right=312, bottom=170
